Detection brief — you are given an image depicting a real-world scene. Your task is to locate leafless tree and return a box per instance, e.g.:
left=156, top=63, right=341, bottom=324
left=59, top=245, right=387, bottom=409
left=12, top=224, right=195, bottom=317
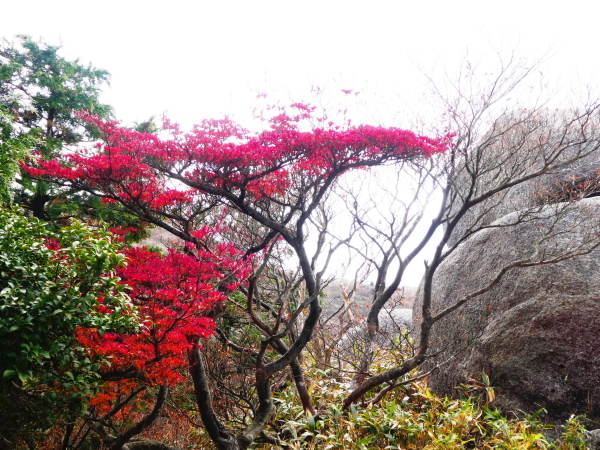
left=341, top=51, right=600, bottom=408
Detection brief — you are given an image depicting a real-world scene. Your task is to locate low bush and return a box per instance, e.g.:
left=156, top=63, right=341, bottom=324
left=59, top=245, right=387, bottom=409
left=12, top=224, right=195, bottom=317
left=255, top=364, right=592, bottom=450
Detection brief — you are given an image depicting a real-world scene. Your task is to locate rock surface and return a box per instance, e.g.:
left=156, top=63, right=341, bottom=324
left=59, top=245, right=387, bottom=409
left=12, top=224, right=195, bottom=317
left=413, top=198, right=600, bottom=422
left=448, top=162, right=600, bottom=247
left=445, top=110, right=600, bottom=249
left=587, top=429, right=600, bottom=450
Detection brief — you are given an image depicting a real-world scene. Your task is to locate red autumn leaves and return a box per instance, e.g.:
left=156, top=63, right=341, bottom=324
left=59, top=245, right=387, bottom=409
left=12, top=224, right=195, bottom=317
left=77, top=228, right=252, bottom=413
left=25, top=105, right=451, bottom=413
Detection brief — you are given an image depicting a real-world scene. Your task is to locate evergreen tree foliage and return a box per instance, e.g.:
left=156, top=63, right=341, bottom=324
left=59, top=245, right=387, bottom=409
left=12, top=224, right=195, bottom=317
left=0, top=35, right=111, bottom=217
left=0, top=207, right=138, bottom=447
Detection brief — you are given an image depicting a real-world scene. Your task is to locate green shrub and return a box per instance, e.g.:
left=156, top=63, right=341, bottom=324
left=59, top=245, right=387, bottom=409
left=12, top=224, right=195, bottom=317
left=254, top=363, right=590, bottom=450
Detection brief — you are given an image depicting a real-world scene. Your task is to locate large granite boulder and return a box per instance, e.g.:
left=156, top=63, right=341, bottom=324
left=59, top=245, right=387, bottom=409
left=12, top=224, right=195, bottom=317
left=448, top=163, right=600, bottom=247
left=446, top=109, right=600, bottom=248
left=413, top=198, right=600, bottom=422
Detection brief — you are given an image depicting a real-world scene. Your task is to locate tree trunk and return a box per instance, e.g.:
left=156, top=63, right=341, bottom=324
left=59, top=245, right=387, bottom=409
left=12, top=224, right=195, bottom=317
left=30, top=193, right=51, bottom=220
left=190, top=347, right=251, bottom=450
left=289, top=357, right=316, bottom=415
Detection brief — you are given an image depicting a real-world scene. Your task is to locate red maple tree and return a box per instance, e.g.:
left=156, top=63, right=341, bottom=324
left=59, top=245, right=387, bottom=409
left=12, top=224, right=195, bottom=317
left=28, top=104, right=450, bottom=450
left=71, top=224, right=252, bottom=448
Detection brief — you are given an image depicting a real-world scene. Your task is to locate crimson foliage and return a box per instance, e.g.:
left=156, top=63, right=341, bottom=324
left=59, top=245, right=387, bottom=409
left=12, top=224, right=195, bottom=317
left=79, top=225, right=252, bottom=414
left=27, top=104, right=450, bottom=448
left=28, top=106, right=450, bottom=217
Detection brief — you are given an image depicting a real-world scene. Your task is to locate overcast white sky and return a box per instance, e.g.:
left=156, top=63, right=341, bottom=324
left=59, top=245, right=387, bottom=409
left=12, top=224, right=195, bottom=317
left=4, top=0, right=599, bottom=127
left=4, top=0, right=600, bottom=286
